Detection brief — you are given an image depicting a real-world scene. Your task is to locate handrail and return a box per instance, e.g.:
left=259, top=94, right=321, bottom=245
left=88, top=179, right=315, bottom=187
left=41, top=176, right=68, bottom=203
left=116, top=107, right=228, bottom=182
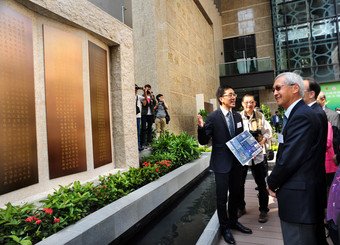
left=220, top=57, right=274, bottom=76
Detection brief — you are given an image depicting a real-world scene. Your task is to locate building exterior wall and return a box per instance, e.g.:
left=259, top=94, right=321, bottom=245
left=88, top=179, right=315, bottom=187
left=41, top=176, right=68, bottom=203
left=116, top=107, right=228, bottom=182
left=133, top=0, right=223, bottom=136
left=0, top=0, right=136, bottom=206
left=271, top=0, right=340, bottom=82
left=221, top=0, right=274, bottom=59
left=220, top=0, right=277, bottom=113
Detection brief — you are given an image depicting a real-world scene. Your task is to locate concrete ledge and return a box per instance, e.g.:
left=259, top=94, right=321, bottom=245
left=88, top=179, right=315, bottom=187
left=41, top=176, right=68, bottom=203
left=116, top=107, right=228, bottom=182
left=196, top=211, right=220, bottom=245
left=37, top=153, right=210, bottom=245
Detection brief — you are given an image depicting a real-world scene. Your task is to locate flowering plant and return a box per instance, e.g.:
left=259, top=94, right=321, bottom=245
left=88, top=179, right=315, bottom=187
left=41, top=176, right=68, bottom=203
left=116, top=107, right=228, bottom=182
left=23, top=207, right=63, bottom=242
left=0, top=132, right=201, bottom=244
left=0, top=203, right=64, bottom=245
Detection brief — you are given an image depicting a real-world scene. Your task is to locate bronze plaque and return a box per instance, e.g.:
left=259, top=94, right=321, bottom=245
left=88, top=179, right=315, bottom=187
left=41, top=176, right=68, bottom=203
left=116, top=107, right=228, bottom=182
left=88, top=42, right=112, bottom=168
left=0, top=6, right=38, bottom=194
left=43, top=25, right=87, bottom=179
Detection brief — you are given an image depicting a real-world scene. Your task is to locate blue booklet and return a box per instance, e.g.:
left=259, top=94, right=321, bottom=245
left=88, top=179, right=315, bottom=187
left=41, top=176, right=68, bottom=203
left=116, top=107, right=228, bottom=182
left=226, top=130, right=263, bottom=165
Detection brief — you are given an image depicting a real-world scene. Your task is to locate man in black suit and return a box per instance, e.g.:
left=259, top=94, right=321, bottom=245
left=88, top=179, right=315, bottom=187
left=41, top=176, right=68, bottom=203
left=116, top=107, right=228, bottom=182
left=267, top=72, right=326, bottom=245
left=197, top=85, right=252, bottom=244
left=271, top=111, right=282, bottom=132
left=303, top=77, right=328, bottom=245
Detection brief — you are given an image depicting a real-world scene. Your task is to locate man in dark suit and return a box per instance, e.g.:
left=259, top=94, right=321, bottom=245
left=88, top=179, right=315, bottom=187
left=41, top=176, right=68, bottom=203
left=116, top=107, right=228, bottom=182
left=197, top=85, right=252, bottom=244
left=271, top=111, right=282, bottom=132
left=267, top=72, right=326, bottom=245
left=303, top=77, right=328, bottom=245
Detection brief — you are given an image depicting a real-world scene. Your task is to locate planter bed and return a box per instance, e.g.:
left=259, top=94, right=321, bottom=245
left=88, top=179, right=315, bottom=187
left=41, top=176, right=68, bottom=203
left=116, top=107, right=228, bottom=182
left=37, top=153, right=210, bottom=245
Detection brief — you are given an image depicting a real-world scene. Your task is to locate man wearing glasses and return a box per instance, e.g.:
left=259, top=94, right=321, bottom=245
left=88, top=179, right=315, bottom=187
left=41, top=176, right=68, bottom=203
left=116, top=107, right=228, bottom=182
left=239, top=94, right=271, bottom=223
left=197, top=85, right=252, bottom=244
left=267, top=72, right=326, bottom=245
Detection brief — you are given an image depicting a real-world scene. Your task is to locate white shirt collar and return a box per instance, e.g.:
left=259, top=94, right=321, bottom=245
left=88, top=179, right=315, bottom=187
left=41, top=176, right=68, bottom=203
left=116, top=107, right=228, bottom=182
left=285, top=98, right=302, bottom=119
left=307, top=101, right=317, bottom=107
left=220, top=106, right=232, bottom=117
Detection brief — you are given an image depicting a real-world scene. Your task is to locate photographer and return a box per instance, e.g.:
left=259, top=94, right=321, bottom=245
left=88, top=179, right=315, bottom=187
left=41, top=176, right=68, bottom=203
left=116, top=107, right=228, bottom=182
left=140, top=84, right=156, bottom=148
left=154, top=94, right=168, bottom=139
left=135, top=84, right=144, bottom=151
left=239, top=94, right=272, bottom=223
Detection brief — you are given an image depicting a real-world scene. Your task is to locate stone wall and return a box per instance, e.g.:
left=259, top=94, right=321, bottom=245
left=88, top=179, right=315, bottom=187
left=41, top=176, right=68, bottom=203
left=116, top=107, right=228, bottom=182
left=133, top=0, right=223, bottom=136
left=0, top=0, right=137, bottom=206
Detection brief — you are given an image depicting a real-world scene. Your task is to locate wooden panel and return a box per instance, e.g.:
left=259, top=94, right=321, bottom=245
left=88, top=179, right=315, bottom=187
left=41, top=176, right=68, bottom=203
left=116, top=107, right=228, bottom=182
left=204, top=102, right=214, bottom=113
left=43, top=25, right=86, bottom=179
left=0, top=5, right=38, bottom=194
left=88, top=42, right=112, bottom=168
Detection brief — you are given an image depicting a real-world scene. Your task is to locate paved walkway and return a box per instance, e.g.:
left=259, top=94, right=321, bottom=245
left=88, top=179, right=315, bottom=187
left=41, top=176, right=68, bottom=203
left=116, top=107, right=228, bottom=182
left=217, top=178, right=283, bottom=245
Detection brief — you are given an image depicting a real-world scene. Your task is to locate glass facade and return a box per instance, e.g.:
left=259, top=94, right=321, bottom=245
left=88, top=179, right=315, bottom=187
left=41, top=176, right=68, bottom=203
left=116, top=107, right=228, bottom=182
left=271, top=0, right=340, bottom=82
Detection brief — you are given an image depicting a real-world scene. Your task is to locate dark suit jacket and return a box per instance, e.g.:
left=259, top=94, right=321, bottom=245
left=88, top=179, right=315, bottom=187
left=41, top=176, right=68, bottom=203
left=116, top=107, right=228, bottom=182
left=310, top=102, right=328, bottom=207
left=271, top=114, right=282, bottom=125
left=267, top=100, right=326, bottom=224
left=198, top=108, right=243, bottom=173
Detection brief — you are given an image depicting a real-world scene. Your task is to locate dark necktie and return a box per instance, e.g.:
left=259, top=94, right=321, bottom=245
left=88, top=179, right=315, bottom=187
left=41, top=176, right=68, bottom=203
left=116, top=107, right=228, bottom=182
left=226, top=111, right=235, bottom=137
left=282, top=115, right=288, bottom=131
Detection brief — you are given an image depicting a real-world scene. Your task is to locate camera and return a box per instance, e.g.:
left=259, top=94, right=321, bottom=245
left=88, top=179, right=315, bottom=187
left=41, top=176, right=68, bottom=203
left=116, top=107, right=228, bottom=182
left=249, top=130, right=263, bottom=142
left=135, top=84, right=143, bottom=90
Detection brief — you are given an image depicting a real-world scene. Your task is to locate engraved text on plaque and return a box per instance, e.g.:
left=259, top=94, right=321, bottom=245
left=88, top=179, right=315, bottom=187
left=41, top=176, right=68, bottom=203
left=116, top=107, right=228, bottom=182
left=0, top=5, right=38, bottom=194
left=43, top=25, right=87, bottom=179
left=88, top=41, right=112, bottom=168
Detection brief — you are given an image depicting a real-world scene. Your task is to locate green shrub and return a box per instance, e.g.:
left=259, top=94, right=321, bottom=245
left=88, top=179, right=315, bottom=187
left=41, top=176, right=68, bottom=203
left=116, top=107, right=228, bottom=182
left=198, top=145, right=212, bottom=152
left=271, top=144, right=279, bottom=151
left=151, top=131, right=201, bottom=168
left=198, top=109, right=208, bottom=122
left=0, top=132, right=202, bottom=244
left=0, top=203, right=65, bottom=245
left=40, top=181, right=98, bottom=226
left=260, top=104, right=272, bottom=123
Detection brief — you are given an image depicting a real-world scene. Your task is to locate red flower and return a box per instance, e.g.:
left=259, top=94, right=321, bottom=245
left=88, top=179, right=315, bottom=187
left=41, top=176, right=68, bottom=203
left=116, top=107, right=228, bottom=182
left=54, top=217, right=60, bottom=223
left=155, top=168, right=159, bottom=172
left=43, top=208, right=53, bottom=215
left=142, top=162, right=150, bottom=167
left=35, top=219, right=42, bottom=225
left=25, top=216, right=35, bottom=222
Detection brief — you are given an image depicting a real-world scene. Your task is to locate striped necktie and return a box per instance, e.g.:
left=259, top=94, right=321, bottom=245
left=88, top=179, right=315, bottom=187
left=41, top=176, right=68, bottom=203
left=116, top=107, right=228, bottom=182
left=226, top=111, right=235, bottom=137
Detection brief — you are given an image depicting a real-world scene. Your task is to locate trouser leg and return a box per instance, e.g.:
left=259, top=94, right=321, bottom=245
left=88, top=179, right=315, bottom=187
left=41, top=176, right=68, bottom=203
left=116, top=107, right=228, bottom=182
left=239, top=165, right=248, bottom=210
left=228, top=163, right=243, bottom=224
left=215, top=172, right=230, bottom=228
left=251, top=161, right=269, bottom=213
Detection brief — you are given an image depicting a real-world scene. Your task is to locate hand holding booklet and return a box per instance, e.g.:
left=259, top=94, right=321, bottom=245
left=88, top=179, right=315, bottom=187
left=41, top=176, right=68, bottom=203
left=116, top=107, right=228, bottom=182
left=226, top=130, right=263, bottom=166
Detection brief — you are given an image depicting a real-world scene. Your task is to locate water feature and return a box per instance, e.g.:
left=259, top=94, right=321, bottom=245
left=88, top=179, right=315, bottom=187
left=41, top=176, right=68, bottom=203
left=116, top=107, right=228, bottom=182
left=117, top=170, right=216, bottom=245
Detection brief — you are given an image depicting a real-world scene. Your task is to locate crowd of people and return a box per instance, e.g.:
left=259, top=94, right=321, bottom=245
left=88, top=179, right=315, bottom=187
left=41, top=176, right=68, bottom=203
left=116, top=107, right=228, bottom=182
left=135, top=84, right=169, bottom=152
left=197, top=72, right=340, bottom=245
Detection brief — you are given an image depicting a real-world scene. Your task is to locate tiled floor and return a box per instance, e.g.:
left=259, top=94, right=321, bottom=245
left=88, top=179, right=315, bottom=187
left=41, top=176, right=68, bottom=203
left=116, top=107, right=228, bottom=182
left=217, top=179, right=283, bottom=245
left=217, top=178, right=334, bottom=245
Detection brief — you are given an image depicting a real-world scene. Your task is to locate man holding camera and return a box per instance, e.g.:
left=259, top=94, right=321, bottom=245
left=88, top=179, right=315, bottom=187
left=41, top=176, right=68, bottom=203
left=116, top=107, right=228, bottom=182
left=140, top=84, right=156, bottom=148
left=239, top=94, right=271, bottom=223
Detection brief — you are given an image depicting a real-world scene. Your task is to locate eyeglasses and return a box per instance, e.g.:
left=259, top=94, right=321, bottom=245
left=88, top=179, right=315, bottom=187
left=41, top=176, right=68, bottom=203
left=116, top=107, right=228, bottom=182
left=272, top=84, right=294, bottom=93
left=223, top=93, right=237, bottom=98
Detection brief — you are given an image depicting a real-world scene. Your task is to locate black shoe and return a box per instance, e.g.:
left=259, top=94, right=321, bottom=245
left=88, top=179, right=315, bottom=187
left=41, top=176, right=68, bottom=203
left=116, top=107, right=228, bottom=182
left=221, top=228, right=235, bottom=244
left=258, top=211, right=268, bottom=223
left=231, top=221, right=253, bottom=234
left=237, top=208, right=246, bottom=218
